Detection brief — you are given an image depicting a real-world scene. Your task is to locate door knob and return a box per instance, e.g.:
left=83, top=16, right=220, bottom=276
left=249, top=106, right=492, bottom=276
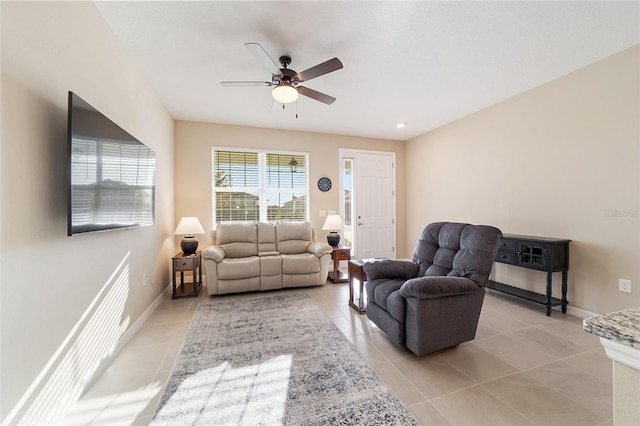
left=357, top=222, right=365, bottom=226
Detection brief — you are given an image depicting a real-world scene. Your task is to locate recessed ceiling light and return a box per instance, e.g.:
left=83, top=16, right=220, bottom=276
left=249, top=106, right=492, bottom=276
left=396, top=122, right=407, bottom=128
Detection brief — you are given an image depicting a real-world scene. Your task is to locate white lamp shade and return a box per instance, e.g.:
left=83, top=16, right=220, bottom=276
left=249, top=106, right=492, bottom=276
left=272, top=84, right=299, bottom=103
left=174, top=217, right=205, bottom=236
left=322, top=215, right=345, bottom=231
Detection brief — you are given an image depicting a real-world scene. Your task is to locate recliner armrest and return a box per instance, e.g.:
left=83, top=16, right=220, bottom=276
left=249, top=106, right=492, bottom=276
left=307, top=242, right=333, bottom=257
left=400, top=276, right=479, bottom=300
left=202, top=245, right=226, bottom=263
left=363, top=259, right=419, bottom=281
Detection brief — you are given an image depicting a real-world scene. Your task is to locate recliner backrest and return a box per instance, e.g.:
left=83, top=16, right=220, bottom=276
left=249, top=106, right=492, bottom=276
left=411, top=222, right=502, bottom=286
left=215, top=222, right=258, bottom=258
left=276, top=222, right=312, bottom=254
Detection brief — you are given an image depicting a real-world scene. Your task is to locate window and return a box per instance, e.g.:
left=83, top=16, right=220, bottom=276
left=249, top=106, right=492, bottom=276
left=71, top=138, right=155, bottom=227
left=342, top=157, right=353, bottom=248
left=212, top=148, right=308, bottom=223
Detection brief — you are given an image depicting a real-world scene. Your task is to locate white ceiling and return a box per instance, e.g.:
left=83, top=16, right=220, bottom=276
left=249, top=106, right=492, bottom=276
left=95, top=1, right=639, bottom=141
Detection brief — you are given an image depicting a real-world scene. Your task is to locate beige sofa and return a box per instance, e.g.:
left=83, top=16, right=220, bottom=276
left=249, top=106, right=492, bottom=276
left=202, top=221, right=333, bottom=295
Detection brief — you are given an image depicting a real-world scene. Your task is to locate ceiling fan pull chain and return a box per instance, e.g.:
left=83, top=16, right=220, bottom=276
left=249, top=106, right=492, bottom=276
left=296, top=100, right=299, bottom=119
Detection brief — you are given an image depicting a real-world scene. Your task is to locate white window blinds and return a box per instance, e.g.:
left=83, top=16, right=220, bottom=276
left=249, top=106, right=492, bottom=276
left=212, top=149, right=308, bottom=223
left=71, top=138, right=155, bottom=226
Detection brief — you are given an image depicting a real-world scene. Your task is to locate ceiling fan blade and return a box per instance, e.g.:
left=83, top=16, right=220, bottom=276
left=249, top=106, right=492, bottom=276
left=245, top=43, right=283, bottom=77
left=297, top=86, right=336, bottom=105
left=220, top=81, right=271, bottom=87
left=296, top=58, right=343, bottom=82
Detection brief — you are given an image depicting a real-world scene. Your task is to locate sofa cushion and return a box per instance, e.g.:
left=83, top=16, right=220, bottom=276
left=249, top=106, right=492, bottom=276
left=276, top=222, right=312, bottom=254
left=366, top=278, right=406, bottom=322
left=216, top=223, right=258, bottom=258
left=281, top=253, right=320, bottom=274
left=217, top=257, right=260, bottom=280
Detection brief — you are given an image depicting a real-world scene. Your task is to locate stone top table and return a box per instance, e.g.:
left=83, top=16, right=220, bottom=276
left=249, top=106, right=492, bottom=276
left=583, top=306, right=640, bottom=424
left=583, top=306, right=640, bottom=351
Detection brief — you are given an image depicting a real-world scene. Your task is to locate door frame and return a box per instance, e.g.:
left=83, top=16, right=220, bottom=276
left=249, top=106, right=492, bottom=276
left=339, top=148, right=397, bottom=259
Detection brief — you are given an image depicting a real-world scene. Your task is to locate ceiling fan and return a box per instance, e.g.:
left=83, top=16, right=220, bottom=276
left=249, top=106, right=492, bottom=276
left=221, top=43, right=343, bottom=105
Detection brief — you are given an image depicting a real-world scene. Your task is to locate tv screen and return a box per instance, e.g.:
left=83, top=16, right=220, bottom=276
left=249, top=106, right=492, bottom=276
left=67, top=92, right=156, bottom=235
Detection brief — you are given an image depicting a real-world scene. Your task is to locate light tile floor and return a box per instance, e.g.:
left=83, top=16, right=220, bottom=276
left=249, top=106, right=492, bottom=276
left=64, top=284, right=613, bottom=425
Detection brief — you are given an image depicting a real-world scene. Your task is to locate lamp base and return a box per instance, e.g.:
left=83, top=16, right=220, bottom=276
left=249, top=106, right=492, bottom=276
left=327, top=232, right=340, bottom=247
left=181, top=236, right=199, bottom=254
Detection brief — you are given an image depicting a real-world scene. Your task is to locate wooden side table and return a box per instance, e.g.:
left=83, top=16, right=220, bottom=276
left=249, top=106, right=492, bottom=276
left=328, top=246, right=350, bottom=283
left=348, top=259, right=367, bottom=314
left=172, top=251, right=202, bottom=299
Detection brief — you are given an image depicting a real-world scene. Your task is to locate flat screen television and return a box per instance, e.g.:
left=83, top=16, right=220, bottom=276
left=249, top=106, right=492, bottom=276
left=67, top=92, right=156, bottom=235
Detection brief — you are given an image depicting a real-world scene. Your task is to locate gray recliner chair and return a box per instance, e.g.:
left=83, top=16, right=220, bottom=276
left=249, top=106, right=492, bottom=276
left=363, top=222, right=502, bottom=356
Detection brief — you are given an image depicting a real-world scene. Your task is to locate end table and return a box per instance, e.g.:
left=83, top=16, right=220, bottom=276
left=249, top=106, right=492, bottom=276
left=348, top=259, right=367, bottom=314
left=172, top=251, right=202, bottom=299
left=328, top=246, right=350, bottom=283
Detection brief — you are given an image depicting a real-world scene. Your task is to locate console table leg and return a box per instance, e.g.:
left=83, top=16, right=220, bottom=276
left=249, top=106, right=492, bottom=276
left=545, top=272, right=552, bottom=316
left=561, top=270, right=568, bottom=313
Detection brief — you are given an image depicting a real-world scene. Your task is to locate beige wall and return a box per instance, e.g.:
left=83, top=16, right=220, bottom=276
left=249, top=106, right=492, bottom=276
left=1, top=1, right=635, bottom=420
left=405, top=46, right=640, bottom=315
left=174, top=121, right=407, bottom=258
left=1, top=2, right=174, bottom=423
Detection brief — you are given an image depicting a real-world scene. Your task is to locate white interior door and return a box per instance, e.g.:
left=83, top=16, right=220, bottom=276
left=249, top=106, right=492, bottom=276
left=354, top=151, right=395, bottom=259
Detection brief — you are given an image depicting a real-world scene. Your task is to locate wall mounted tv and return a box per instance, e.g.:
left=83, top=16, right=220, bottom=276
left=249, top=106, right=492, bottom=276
left=67, top=92, right=156, bottom=236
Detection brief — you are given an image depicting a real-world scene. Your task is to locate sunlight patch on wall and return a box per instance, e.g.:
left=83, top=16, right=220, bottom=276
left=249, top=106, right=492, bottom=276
left=5, top=252, right=133, bottom=425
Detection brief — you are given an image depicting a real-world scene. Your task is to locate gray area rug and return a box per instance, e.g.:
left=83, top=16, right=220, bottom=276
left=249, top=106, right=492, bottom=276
left=152, top=293, right=418, bottom=425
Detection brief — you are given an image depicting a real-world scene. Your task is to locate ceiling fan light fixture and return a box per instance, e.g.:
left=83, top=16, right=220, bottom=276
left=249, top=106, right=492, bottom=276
left=272, top=84, right=299, bottom=103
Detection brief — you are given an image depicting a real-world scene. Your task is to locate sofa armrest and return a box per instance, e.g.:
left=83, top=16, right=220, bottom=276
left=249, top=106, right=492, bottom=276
left=307, top=241, right=333, bottom=257
left=363, top=259, right=419, bottom=281
left=202, top=245, right=226, bottom=263
left=400, top=276, right=479, bottom=300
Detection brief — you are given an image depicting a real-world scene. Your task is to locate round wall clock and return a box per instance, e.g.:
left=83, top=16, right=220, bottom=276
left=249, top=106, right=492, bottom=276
left=317, top=177, right=332, bottom=192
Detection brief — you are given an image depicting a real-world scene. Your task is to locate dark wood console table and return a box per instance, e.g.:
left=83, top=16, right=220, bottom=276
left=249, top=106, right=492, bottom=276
left=487, top=234, right=570, bottom=316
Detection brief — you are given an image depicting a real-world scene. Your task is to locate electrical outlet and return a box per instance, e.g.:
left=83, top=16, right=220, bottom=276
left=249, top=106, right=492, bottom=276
left=619, top=278, right=632, bottom=293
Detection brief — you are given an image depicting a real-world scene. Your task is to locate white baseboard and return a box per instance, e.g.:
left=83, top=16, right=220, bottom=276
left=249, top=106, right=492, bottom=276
left=82, top=284, right=171, bottom=393
left=556, top=304, right=597, bottom=319
left=487, top=288, right=598, bottom=319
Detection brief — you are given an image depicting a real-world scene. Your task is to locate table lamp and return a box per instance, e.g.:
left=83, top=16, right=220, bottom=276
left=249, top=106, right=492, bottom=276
left=322, top=215, right=345, bottom=246
left=174, top=217, right=205, bottom=254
